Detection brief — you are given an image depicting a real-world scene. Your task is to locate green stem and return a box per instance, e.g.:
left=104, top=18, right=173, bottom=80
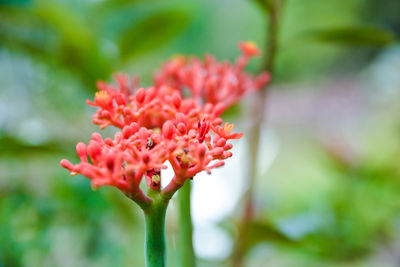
left=178, top=180, right=196, bottom=267
left=144, top=190, right=169, bottom=267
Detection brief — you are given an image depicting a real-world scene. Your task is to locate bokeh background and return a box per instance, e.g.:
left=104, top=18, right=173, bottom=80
left=1, top=0, right=400, bottom=266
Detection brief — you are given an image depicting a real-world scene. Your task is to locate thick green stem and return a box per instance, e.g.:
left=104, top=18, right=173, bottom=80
left=177, top=180, right=196, bottom=267
left=144, top=191, right=169, bottom=267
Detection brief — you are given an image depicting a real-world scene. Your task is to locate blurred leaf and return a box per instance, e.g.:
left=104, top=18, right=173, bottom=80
left=306, top=26, right=397, bottom=46
left=118, top=8, right=190, bottom=61
left=244, top=220, right=295, bottom=253
left=0, top=2, right=112, bottom=89
left=0, top=136, right=69, bottom=155
left=33, top=1, right=111, bottom=85
left=0, top=7, right=50, bottom=55
left=0, top=0, right=30, bottom=5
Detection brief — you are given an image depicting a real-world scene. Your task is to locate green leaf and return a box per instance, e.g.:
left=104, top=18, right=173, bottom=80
left=306, top=26, right=397, bottom=46
left=118, top=8, right=190, bottom=61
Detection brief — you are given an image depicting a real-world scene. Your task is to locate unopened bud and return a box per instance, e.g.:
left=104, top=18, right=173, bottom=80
left=60, top=159, right=73, bottom=170
left=224, top=143, right=233, bottom=150
left=217, top=138, right=227, bottom=147
left=76, top=142, right=87, bottom=160
left=105, top=138, right=114, bottom=146
left=101, top=110, right=110, bottom=118
left=213, top=147, right=224, bottom=156
left=172, top=92, right=182, bottom=109
left=91, top=132, right=103, bottom=143
left=135, top=88, right=146, bottom=103
left=115, top=94, right=126, bottom=105
left=122, top=126, right=132, bottom=139
left=162, top=121, right=176, bottom=139
left=239, top=41, right=260, bottom=57
left=130, top=122, right=140, bottom=134
left=87, top=140, right=102, bottom=160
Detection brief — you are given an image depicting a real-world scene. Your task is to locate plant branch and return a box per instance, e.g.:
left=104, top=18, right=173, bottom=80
left=161, top=175, right=185, bottom=201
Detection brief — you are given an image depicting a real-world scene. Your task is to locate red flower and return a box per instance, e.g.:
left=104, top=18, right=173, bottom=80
left=61, top=81, right=243, bottom=203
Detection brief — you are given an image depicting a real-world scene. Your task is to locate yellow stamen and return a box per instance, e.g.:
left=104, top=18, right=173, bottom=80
left=95, top=90, right=109, bottom=101
left=152, top=174, right=161, bottom=184
left=223, top=122, right=234, bottom=135
left=181, top=153, right=190, bottom=164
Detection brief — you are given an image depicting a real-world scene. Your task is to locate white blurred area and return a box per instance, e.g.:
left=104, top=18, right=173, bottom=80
left=190, top=125, right=280, bottom=260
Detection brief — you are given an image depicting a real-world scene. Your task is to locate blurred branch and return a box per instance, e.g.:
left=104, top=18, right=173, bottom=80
left=232, top=0, right=285, bottom=266
left=306, top=25, right=397, bottom=46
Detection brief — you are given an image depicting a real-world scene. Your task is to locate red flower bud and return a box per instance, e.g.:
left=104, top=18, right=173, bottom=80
left=91, top=132, right=103, bottom=143
left=60, top=159, right=73, bottom=170
left=239, top=41, right=260, bottom=57
left=212, top=147, right=224, bottom=156
left=130, top=122, right=140, bottom=133
left=135, top=88, right=146, bottom=103
left=87, top=140, right=102, bottom=160
left=115, top=94, right=126, bottom=106
left=172, top=92, right=182, bottom=109
left=123, top=107, right=132, bottom=115
left=217, top=138, right=227, bottom=147
left=122, top=125, right=132, bottom=139
left=76, top=142, right=87, bottom=160
left=162, top=121, right=176, bottom=139
left=224, top=143, right=233, bottom=150
left=213, top=118, right=223, bottom=125
left=105, top=138, right=114, bottom=146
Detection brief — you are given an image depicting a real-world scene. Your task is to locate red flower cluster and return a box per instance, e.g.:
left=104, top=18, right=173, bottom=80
left=60, top=42, right=266, bottom=204
left=154, top=42, right=270, bottom=108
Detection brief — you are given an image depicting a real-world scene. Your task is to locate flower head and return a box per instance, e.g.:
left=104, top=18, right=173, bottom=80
left=61, top=76, right=243, bottom=201
left=59, top=43, right=266, bottom=204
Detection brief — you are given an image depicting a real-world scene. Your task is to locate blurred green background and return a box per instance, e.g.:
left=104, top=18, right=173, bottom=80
left=1, top=0, right=400, bottom=266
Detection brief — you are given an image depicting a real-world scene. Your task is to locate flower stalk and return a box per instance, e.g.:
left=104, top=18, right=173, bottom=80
left=144, top=190, right=169, bottom=267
